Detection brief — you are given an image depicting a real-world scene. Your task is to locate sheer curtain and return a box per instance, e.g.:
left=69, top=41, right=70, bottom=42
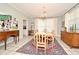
left=35, top=18, right=56, bottom=33
left=37, top=19, right=46, bottom=32
left=46, top=18, right=53, bottom=32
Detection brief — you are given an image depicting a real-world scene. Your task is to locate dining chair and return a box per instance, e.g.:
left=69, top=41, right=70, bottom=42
left=46, top=32, right=54, bottom=46
left=34, top=32, right=48, bottom=54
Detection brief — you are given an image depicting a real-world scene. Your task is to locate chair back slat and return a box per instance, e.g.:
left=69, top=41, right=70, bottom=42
left=34, top=32, right=47, bottom=44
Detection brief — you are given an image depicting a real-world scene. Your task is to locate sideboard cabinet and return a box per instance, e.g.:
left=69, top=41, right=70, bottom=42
left=61, top=31, right=79, bottom=48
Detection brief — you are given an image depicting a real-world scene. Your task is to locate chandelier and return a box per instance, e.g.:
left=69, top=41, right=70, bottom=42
left=40, top=6, right=47, bottom=19
left=36, top=6, right=47, bottom=19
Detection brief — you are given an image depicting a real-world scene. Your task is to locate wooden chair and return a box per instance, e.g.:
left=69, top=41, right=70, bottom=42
left=34, top=32, right=48, bottom=54
left=46, top=32, right=54, bottom=45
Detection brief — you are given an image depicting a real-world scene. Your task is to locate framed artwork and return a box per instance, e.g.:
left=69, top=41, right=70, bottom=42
left=62, top=20, right=65, bottom=27
left=0, top=15, right=12, bottom=21
left=0, top=15, right=12, bottom=29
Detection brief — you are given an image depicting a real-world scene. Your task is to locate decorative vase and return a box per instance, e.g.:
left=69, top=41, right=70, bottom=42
left=64, top=27, right=67, bottom=31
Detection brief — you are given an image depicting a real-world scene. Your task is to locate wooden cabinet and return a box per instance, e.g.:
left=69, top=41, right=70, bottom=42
left=61, top=31, right=79, bottom=48
left=0, top=30, right=19, bottom=50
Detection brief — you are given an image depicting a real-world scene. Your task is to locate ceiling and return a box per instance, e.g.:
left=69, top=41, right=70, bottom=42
left=9, top=3, right=76, bottom=18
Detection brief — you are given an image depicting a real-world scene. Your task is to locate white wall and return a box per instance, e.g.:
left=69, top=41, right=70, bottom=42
left=28, top=18, right=35, bottom=31
left=0, top=3, right=28, bottom=46
left=56, top=16, right=64, bottom=37
left=52, top=18, right=57, bottom=37
left=23, top=19, right=28, bottom=37
left=0, top=3, right=28, bottom=39
left=65, top=4, right=79, bottom=32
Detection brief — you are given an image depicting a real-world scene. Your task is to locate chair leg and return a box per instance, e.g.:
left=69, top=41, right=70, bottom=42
left=36, top=46, right=38, bottom=54
left=44, top=47, right=46, bottom=54
left=14, top=37, right=17, bottom=44
left=17, top=36, right=19, bottom=42
left=52, top=38, right=54, bottom=46
left=46, top=40, right=48, bottom=48
left=5, top=40, right=7, bottom=50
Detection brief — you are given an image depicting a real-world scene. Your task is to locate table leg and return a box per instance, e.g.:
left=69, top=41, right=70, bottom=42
left=17, top=36, right=19, bottom=42
left=52, top=37, right=54, bottom=47
left=14, top=37, right=17, bottom=44
left=5, top=40, right=7, bottom=50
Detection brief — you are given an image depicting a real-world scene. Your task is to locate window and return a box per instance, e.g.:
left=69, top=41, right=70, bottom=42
left=37, top=19, right=46, bottom=32
left=36, top=18, right=55, bottom=32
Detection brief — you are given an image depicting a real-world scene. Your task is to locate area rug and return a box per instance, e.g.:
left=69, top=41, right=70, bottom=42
left=16, top=39, right=67, bottom=55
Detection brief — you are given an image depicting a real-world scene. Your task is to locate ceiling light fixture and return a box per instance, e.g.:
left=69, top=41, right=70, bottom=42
left=40, top=6, right=47, bottom=19
left=36, top=5, right=47, bottom=19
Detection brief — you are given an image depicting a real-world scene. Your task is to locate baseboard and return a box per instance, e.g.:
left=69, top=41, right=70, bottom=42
left=55, top=35, right=61, bottom=38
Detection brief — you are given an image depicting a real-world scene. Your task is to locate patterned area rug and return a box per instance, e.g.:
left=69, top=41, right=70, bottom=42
left=16, top=39, right=67, bottom=55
